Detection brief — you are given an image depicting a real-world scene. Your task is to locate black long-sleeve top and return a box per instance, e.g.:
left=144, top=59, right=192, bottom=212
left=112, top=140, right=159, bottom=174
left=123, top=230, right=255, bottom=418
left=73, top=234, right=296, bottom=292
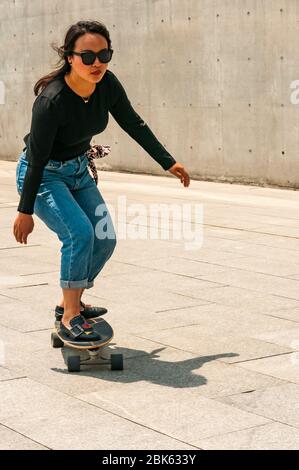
left=17, top=70, right=177, bottom=214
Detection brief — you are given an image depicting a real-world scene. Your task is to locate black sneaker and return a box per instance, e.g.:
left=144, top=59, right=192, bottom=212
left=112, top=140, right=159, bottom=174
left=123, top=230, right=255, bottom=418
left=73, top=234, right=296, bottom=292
left=55, top=300, right=107, bottom=322
left=60, top=314, right=102, bottom=342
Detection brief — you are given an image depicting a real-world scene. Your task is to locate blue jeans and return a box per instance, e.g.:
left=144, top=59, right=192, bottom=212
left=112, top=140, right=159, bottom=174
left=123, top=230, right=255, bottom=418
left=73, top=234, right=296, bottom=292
left=15, top=149, right=117, bottom=289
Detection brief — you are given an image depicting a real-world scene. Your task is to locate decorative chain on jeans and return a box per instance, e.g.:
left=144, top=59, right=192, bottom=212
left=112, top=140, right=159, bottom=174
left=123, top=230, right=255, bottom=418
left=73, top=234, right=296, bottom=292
left=85, top=144, right=111, bottom=185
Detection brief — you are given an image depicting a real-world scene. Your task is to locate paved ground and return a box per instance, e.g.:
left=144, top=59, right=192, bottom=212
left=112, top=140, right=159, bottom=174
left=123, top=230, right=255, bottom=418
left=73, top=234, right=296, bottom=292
left=1, top=159, right=299, bottom=450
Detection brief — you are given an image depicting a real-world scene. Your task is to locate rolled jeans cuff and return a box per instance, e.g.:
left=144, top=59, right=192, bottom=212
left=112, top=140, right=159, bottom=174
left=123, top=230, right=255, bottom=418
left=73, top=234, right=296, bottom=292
left=60, top=278, right=90, bottom=289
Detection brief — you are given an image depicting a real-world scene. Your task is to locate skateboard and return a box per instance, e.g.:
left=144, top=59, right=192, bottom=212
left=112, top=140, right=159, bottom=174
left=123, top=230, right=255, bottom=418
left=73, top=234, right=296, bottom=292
left=51, top=316, right=124, bottom=372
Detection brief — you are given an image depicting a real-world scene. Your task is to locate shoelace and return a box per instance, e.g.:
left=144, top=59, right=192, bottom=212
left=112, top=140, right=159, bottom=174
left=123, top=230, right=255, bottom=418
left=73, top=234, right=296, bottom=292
left=85, top=144, right=111, bottom=185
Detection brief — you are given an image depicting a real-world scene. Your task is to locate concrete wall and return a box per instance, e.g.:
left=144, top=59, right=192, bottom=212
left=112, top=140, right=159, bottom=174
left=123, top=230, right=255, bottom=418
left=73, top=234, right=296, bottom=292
left=1, top=0, right=299, bottom=188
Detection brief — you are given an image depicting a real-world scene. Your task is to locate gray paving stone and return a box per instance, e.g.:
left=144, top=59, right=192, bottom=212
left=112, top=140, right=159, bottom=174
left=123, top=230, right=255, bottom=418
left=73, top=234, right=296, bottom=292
left=196, top=422, right=299, bottom=449
left=1, top=283, right=63, bottom=305
left=4, top=331, right=172, bottom=392
left=0, top=378, right=196, bottom=450
left=0, top=270, right=59, bottom=290
left=0, top=244, right=59, bottom=264
left=249, top=224, right=299, bottom=238
left=0, top=425, right=48, bottom=450
left=240, top=233, right=299, bottom=252
left=3, top=333, right=283, bottom=399
left=0, top=367, right=25, bottom=382
left=0, top=300, right=54, bottom=332
left=135, top=324, right=292, bottom=363
left=201, top=227, right=265, bottom=242
left=104, top=269, right=223, bottom=292
left=112, top=348, right=285, bottom=399
left=166, top=246, right=250, bottom=264
left=0, top=255, right=57, bottom=277
left=88, top=277, right=217, bottom=309
left=235, top=352, right=299, bottom=384
left=96, top=298, right=211, bottom=333
left=259, top=307, right=299, bottom=323
left=253, top=327, right=299, bottom=348
left=3, top=160, right=299, bottom=448
left=122, top=255, right=231, bottom=278
left=191, top=240, right=299, bottom=265
left=195, top=267, right=299, bottom=300
left=2, top=346, right=147, bottom=397
left=113, top=239, right=188, bottom=263
left=163, top=284, right=299, bottom=313
left=129, top=303, right=298, bottom=337
left=0, top=377, right=89, bottom=422
left=217, top=383, right=299, bottom=427
left=0, top=324, right=46, bottom=370
left=77, top=381, right=269, bottom=444
left=207, top=255, right=299, bottom=277
left=98, top=260, right=150, bottom=279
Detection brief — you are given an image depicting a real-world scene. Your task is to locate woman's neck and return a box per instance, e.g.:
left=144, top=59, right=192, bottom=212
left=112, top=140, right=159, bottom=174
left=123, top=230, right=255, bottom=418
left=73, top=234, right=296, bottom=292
left=64, top=72, right=96, bottom=98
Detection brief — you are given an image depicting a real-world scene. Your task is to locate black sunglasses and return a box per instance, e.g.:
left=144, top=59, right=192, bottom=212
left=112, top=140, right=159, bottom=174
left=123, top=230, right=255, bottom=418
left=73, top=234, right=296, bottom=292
left=65, top=48, right=114, bottom=65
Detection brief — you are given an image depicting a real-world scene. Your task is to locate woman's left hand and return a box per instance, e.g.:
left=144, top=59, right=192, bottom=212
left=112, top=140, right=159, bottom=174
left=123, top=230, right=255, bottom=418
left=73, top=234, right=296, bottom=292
left=168, top=162, right=190, bottom=187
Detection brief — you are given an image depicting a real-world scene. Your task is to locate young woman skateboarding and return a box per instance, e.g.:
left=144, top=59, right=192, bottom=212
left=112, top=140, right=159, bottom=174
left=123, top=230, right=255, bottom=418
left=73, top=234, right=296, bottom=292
left=13, top=20, right=190, bottom=342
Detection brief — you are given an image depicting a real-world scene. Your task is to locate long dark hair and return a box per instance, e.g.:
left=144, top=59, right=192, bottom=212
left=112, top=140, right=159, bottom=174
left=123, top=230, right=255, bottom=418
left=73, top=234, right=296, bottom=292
left=33, top=20, right=112, bottom=96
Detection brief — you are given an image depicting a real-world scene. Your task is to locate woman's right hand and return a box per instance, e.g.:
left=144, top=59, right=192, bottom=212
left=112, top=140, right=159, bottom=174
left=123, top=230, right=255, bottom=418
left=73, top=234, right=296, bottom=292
left=13, top=213, right=34, bottom=244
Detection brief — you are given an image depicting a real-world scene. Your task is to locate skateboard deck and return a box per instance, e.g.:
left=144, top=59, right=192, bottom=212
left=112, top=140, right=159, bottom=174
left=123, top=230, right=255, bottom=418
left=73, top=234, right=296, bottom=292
left=54, top=316, right=113, bottom=350
left=51, top=316, right=124, bottom=372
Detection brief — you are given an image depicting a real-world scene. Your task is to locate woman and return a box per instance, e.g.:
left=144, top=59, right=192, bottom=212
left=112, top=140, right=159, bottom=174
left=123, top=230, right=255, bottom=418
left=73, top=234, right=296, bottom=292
left=13, top=20, right=190, bottom=342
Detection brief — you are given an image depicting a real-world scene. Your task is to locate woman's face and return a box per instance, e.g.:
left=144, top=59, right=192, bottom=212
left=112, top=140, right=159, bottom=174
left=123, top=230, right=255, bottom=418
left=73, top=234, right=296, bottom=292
left=68, top=33, right=109, bottom=83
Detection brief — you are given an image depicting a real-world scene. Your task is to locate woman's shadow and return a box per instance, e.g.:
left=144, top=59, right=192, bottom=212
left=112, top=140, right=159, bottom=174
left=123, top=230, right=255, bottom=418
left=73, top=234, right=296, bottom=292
left=54, top=343, right=239, bottom=388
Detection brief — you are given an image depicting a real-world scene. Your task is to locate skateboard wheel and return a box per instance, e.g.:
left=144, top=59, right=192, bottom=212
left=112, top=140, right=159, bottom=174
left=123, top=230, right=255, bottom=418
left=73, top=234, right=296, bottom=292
left=51, top=332, right=64, bottom=349
left=111, top=353, right=123, bottom=370
left=67, top=356, right=81, bottom=372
